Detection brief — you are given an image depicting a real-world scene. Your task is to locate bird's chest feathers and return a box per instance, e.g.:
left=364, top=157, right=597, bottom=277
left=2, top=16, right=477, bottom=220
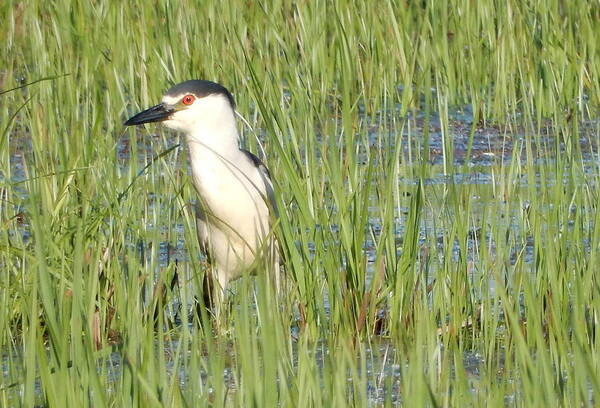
left=193, top=163, right=239, bottom=198
left=189, top=150, right=261, bottom=222
left=187, top=136, right=241, bottom=198
left=191, top=159, right=238, bottom=203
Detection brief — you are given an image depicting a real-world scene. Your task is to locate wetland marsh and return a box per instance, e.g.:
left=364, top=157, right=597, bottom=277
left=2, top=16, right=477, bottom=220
left=1, top=1, right=599, bottom=406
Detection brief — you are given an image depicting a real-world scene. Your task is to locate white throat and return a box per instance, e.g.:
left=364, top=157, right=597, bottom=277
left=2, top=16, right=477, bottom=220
left=162, top=93, right=241, bottom=160
left=184, top=109, right=245, bottom=201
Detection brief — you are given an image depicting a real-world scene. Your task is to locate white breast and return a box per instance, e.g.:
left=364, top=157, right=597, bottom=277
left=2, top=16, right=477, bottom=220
left=188, top=140, right=272, bottom=281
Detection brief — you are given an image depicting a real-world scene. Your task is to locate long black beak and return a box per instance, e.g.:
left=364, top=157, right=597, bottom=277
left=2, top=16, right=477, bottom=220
left=124, top=103, right=174, bottom=126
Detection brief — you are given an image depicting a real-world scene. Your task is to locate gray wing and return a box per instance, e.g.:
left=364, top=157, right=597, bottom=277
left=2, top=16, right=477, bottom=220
left=193, top=201, right=211, bottom=258
left=241, top=149, right=279, bottom=218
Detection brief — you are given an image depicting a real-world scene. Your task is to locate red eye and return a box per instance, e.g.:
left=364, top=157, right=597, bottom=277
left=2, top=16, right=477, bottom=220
left=182, top=94, right=195, bottom=105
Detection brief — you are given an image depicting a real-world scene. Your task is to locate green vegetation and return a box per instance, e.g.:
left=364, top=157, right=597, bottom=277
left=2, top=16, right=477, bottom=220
left=1, top=0, right=599, bottom=406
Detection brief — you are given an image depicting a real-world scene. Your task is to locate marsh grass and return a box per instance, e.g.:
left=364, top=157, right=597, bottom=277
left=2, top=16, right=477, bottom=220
left=1, top=0, right=599, bottom=406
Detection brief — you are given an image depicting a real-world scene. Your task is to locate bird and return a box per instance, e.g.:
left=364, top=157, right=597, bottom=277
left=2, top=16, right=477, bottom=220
left=124, top=80, right=279, bottom=317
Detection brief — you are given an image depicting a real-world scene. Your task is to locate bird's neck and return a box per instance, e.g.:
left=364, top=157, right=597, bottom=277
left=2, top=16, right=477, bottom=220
left=184, top=114, right=247, bottom=196
left=185, top=112, right=242, bottom=161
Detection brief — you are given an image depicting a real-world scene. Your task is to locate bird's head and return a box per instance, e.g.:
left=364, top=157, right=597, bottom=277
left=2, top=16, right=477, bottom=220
left=124, top=80, right=236, bottom=135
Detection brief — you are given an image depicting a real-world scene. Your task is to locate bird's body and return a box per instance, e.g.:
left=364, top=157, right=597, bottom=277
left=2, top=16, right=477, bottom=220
left=190, top=143, right=276, bottom=289
left=125, top=80, right=278, bottom=309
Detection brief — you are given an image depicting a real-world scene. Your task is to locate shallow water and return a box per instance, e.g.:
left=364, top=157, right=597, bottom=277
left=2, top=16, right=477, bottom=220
left=2, top=106, right=599, bottom=404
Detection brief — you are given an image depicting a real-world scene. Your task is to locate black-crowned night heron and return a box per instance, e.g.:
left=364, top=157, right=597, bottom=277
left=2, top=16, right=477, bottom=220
left=124, top=80, right=279, bottom=315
